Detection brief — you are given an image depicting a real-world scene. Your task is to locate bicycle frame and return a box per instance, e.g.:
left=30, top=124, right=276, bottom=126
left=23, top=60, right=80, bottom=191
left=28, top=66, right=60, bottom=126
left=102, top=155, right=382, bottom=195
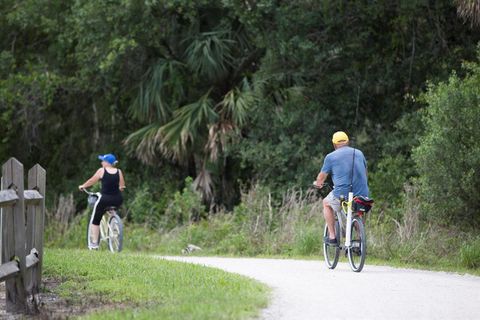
left=336, top=191, right=354, bottom=249
left=345, top=191, right=354, bottom=248
left=98, top=210, right=115, bottom=243
left=322, top=188, right=367, bottom=272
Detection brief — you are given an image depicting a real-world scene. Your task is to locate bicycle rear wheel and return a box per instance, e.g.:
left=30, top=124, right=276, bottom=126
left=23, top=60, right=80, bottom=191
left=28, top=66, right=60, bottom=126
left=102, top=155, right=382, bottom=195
left=323, top=221, right=340, bottom=269
left=108, top=213, right=123, bottom=253
left=347, top=217, right=366, bottom=272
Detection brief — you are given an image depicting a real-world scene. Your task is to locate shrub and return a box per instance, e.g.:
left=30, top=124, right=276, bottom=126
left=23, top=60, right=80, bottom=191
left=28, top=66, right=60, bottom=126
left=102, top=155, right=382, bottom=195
left=369, top=155, right=412, bottom=206
left=127, top=183, right=165, bottom=226
left=413, top=57, right=480, bottom=223
left=164, top=177, right=206, bottom=229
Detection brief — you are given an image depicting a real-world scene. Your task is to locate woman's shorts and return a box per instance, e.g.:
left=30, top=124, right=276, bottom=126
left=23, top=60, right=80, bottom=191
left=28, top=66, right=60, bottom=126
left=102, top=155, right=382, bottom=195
left=91, top=193, right=123, bottom=225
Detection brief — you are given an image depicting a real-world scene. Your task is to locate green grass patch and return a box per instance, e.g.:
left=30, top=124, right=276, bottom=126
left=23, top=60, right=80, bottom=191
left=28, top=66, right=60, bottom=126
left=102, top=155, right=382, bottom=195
left=460, top=237, right=480, bottom=269
left=43, top=249, right=269, bottom=319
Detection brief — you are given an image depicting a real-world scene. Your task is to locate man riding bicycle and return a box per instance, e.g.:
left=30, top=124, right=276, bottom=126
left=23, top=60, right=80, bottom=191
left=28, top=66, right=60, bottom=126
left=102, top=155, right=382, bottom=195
left=314, top=131, right=369, bottom=245
left=79, top=154, right=126, bottom=250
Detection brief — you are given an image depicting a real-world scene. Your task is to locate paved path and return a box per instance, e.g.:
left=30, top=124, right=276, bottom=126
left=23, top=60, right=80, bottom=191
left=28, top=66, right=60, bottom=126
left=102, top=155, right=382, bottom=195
left=161, top=256, right=480, bottom=320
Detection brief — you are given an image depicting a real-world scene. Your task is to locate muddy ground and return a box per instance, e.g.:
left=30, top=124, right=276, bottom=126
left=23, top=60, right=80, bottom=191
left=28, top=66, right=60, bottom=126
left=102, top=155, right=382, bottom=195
left=0, top=279, right=133, bottom=319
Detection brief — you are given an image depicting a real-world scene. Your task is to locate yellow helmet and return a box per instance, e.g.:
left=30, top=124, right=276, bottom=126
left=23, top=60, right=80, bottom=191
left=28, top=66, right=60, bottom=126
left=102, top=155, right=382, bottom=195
left=332, top=131, right=349, bottom=144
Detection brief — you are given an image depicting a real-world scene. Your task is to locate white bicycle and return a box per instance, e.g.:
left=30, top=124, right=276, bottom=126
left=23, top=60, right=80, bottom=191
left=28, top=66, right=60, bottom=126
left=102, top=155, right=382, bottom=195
left=82, top=189, right=124, bottom=253
left=314, top=185, right=373, bottom=272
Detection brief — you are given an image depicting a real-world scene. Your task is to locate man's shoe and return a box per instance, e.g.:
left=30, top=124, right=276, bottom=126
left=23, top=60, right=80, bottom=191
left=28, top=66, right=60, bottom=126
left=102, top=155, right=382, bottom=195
left=323, top=236, right=338, bottom=246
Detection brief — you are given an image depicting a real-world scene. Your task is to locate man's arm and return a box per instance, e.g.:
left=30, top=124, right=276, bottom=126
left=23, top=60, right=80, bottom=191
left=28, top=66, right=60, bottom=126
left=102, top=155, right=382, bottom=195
left=315, top=171, right=329, bottom=187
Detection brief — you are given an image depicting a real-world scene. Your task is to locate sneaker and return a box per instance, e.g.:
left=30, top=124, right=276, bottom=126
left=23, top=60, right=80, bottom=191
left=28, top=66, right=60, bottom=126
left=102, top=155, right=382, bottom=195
left=88, top=244, right=99, bottom=250
left=323, top=236, right=338, bottom=246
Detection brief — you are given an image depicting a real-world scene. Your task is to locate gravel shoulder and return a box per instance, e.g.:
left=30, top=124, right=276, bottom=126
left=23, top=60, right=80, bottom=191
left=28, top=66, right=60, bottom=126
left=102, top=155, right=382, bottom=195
left=161, top=256, right=480, bottom=320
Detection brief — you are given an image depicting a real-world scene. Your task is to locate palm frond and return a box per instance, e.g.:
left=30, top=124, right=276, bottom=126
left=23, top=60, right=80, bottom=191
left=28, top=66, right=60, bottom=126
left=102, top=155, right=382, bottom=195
left=130, top=59, right=186, bottom=123
left=159, top=91, right=218, bottom=160
left=192, top=166, right=214, bottom=202
left=456, top=0, right=480, bottom=27
left=219, top=78, right=257, bottom=127
left=184, top=31, right=235, bottom=81
left=205, top=122, right=235, bottom=162
left=204, top=79, right=257, bottom=162
left=123, top=123, right=163, bottom=164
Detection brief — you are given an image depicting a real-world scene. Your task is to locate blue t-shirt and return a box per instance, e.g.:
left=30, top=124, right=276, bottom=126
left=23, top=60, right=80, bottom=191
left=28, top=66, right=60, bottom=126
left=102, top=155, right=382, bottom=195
left=320, top=146, right=369, bottom=199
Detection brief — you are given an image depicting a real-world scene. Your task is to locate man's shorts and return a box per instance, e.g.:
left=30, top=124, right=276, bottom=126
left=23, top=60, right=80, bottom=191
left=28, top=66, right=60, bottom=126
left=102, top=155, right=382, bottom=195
left=324, top=191, right=341, bottom=213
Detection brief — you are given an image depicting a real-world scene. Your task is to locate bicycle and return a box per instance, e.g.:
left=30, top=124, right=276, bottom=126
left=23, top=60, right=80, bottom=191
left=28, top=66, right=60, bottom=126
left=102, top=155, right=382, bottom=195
left=314, top=184, right=373, bottom=272
left=82, top=188, right=124, bottom=253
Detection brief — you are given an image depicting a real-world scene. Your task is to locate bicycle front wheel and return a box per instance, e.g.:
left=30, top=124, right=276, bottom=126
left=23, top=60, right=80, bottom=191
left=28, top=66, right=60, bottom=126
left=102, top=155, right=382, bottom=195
left=323, top=221, right=340, bottom=269
left=108, top=213, right=123, bottom=253
left=347, top=217, right=366, bottom=272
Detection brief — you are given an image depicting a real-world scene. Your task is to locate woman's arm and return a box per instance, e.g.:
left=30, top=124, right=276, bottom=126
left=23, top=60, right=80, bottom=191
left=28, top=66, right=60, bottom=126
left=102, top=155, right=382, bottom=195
left=119, top=170, right=126, bottom=192
left=78, top=168, right=103, bottom=190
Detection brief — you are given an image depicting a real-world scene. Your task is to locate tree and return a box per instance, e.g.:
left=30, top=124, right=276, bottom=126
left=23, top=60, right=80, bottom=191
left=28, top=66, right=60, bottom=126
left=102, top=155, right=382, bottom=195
left=414, top=52, right=480, bottom=223
left=125, top=3, right=262, bottom=206
left=226, top=0, right=480, bottom=191
left=2, top=0, right=480, bottom=219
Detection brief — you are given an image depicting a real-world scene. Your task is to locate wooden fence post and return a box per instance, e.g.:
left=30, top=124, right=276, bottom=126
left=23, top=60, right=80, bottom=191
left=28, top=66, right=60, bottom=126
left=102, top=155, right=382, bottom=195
left=26, top=165, right=45, bottom=297
left=0, top=176, right=2, bottom=263
left=1, top=158, right=27, bottom=313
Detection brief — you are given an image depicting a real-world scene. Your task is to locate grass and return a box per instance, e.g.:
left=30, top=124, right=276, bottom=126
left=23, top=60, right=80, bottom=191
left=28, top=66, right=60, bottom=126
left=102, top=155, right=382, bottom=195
left=47, top=212, right=480, bottom=277
left=460, top=237, right=480, bottom=269
left=47, top=185, right=480, bottom=280
left=48, top=211, right=480, bottom=277
left=43, top=249, right=269, bottom=319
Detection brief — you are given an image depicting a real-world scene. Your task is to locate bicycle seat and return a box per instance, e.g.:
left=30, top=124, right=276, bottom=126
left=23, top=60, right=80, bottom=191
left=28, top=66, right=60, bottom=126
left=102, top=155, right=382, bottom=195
left=105, top=206, right=117, bottom=212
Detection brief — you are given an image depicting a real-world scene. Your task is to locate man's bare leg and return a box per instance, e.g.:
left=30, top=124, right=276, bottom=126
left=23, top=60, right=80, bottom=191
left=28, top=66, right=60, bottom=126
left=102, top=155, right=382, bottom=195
left=323, top=198, right=336, bottom=239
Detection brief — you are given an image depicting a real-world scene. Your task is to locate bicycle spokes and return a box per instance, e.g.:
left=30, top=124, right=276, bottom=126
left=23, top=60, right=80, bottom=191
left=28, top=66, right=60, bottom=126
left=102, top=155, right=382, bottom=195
left=323, top=222, right=340, bottom=269
left=107, top=215, right=123, bottom=253
left=347, top=218, right=366, bottom=272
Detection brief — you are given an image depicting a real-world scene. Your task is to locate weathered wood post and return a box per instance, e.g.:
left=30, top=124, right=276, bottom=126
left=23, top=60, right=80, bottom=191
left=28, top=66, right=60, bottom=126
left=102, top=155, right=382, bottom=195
left=1, top=158, right=27, bottom=312
left=25, top=165, right=45, bottom=299
left=0, top=176, right=2, bottom=262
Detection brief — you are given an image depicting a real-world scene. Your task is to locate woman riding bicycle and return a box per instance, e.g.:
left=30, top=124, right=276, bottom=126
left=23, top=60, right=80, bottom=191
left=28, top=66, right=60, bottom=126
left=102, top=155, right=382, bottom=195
left=79, top=154, right=126, bottom=250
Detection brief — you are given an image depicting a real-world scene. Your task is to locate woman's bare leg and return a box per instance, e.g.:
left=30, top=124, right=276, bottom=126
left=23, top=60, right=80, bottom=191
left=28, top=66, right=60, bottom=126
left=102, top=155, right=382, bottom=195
left=90, top=224, right=100, bottom=247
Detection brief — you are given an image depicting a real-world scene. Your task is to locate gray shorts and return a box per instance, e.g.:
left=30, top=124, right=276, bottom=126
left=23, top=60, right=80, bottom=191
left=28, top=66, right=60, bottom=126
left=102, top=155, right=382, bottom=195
left=324, top=191, right=341, bottom=213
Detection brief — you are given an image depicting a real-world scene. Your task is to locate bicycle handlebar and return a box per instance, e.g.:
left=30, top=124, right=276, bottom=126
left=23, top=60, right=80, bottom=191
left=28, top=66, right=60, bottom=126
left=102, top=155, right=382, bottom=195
left=310, top=182, right=332, bottom=190
left=80, top=188, right=96, bottom=196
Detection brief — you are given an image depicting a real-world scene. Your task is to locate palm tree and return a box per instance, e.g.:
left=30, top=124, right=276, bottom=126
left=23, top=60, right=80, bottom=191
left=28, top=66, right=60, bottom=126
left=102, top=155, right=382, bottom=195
left=456, top=0, right=480, bottom=27
left=126, top=19, right=262, bottom=205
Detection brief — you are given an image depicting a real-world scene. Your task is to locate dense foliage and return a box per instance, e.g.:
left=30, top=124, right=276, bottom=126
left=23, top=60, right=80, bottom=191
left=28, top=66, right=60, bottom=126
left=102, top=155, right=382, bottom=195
left=1, top=0, right=480, bottom=225
left=414, top=58, right=480, bottom=222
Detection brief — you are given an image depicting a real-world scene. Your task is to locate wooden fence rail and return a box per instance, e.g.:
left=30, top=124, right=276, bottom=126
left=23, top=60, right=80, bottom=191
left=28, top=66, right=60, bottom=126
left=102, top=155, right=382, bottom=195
left=0, top=158, right=45, bottom=313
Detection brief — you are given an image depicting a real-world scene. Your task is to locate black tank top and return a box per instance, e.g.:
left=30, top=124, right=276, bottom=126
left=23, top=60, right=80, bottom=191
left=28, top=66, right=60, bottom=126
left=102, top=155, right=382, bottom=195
left=101, top=169, right=120, bottom=195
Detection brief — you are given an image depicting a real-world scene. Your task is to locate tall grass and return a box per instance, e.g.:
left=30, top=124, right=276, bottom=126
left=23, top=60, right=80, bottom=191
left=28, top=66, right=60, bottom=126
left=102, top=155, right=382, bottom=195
left=176, top=185, right=324, bottom=256
left=48, top=183, right=480, bottom=272
left=173, top=184, right=479, bottom=271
